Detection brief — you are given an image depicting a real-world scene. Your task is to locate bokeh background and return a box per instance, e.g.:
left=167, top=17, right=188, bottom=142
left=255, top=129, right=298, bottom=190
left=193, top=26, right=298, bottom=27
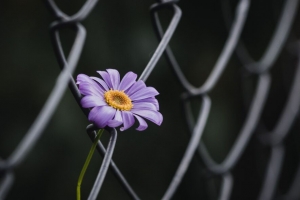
left=1, top=0, right=300, bottom=199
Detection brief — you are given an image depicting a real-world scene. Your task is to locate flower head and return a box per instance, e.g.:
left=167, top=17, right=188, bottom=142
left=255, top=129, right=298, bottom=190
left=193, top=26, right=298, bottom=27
left=77, top=69, right=163, bottom=131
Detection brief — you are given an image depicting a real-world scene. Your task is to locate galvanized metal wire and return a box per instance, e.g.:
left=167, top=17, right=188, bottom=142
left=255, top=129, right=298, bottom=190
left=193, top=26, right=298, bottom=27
left=1, top=0, right=300, bottom=199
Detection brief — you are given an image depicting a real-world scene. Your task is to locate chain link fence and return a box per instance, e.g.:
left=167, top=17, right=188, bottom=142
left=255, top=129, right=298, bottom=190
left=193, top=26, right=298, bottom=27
left=1, top=0, right=300, bottom=199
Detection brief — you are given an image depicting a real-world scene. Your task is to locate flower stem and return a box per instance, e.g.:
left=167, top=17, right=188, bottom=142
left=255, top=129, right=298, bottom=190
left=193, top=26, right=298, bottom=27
left=77, top=129, right=104, bottom=200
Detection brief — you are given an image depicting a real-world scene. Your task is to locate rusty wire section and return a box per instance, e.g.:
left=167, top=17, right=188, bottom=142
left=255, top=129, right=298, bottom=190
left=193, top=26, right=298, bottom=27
left=0, top=0, right=300, bottom=199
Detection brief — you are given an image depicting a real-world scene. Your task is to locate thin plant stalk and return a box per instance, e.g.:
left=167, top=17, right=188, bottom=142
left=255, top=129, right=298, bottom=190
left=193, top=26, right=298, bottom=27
left=77, top=129, right=104, bottom=200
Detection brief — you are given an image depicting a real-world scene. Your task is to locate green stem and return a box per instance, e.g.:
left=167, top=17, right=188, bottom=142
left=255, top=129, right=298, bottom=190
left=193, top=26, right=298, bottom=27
left=77, top=129, right=104, bottom=200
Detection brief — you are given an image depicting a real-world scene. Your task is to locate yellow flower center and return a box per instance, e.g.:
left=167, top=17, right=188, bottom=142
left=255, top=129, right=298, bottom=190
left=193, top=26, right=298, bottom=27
left=104, top=89, right=133, bottom=111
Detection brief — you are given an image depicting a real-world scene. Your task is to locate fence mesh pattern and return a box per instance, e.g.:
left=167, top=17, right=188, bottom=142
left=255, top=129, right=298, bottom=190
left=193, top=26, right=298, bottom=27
left=1, top=0, right=300, bottom=199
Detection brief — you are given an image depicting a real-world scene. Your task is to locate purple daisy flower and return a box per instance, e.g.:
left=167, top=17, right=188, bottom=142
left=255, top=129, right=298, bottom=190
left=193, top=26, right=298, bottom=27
left=76, top=69, right=163, bottom=131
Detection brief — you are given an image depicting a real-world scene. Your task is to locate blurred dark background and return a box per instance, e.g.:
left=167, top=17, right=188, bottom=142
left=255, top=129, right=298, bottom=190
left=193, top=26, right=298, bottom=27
left=1, top=0, right=300, bottom=199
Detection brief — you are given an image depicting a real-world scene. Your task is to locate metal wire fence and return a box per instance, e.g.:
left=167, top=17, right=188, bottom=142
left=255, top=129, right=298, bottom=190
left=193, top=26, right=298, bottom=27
left=1, top=0, right=300, bottom=199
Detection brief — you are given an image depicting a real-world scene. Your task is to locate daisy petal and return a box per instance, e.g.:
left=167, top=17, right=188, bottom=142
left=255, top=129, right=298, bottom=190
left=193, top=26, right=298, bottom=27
left=132, top=102, right=157, bottom=111
left=120, top=111, right=135, bottom=131
left=130, top=87, right=159, bottom=101
left=78, top=82, right=104, bottom=97
left=90, top=76, right=109, bottom=91
left=126, top=80, right=146, bottom=96
left=134, top=114, right=148, bottom=131
left=118, top=72, right=137, bottom=91
left=76, top=74, right=94, bottom=85
left=131, top=109, right=163, bottom=125
left=77, top=74, right=105, bottom=95
left=107, top=69, right=120, bottom=90
left=107, top=110, right=123, bottom=127
left=81, top=96, right=107, bottom=108
left=88, top=106, right=116, bottom=128
left=97, top=71, right=113, bottom=89
left=134, top=97, right=159, bottom=110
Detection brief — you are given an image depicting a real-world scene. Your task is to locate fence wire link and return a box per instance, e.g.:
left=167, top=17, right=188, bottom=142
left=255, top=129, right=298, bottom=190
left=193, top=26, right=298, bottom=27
left=1, top=0, right=300, bottom=199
